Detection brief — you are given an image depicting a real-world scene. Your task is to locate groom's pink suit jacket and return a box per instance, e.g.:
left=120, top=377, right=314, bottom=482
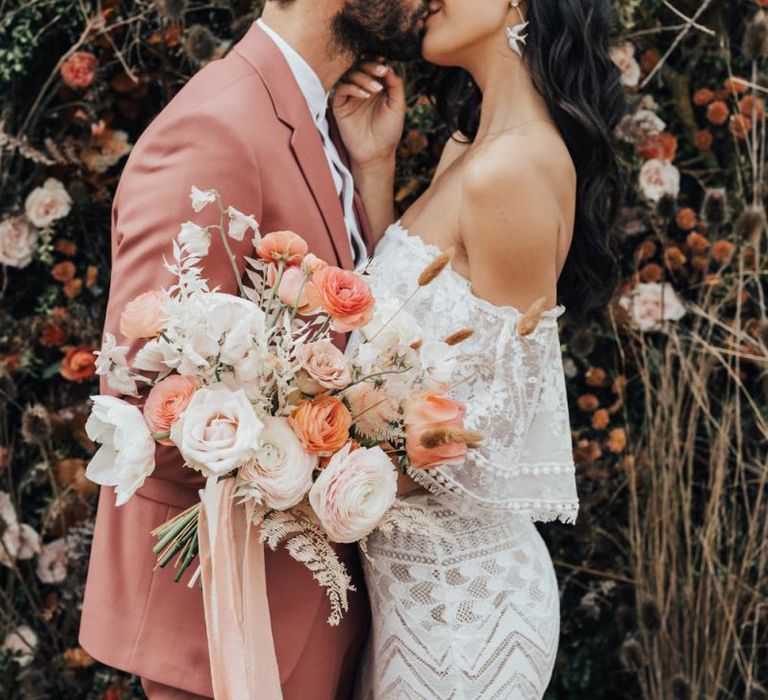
left=79, top=22, right=371, bottom=698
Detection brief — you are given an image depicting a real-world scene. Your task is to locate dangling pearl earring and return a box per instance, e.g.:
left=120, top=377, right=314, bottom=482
left=506, top=0, right=529, bottom=57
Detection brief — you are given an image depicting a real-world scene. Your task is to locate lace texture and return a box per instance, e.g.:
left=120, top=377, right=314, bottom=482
left=350, top=222, right=578, bottom=699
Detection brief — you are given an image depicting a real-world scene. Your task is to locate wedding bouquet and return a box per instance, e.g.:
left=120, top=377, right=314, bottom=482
left=84, top=187, right=481, bottom=623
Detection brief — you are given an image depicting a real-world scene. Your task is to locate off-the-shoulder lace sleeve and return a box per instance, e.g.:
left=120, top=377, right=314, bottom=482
left=406, top=299, right=579, bottom=524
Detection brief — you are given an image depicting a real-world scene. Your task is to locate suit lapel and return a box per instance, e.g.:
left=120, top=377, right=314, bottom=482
left=234, top=23, right=354, bottom=270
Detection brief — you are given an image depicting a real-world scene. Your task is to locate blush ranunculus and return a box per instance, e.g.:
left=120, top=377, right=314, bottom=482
left=289, top=395, right=352, bottom=456
left=404, top=392, right=470, bottom=469
left=143, top=375, right=198, bottom=445
left=313, top=266, right=375, bottom=333
left=277, top=266, right=323, bottom=312
left=238, top=417, right=317, bottom=510
left=60, top=346, right=97, bottom=382
left=309, top=442, right=397, bottom=543
left=256, top=230, right=308, bottom=266
left=119, top=290, right=168, bottom=339
left=295, top=341, right=352, bottom=395
left=60, top=51, right=98, bottom=89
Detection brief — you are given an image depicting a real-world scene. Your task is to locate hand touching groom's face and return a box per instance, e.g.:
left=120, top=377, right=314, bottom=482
left=332, top=0, right=432, bottom=61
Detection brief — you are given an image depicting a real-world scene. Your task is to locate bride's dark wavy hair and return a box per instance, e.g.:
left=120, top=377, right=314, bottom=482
left=428, top=0, right=627, bottom=317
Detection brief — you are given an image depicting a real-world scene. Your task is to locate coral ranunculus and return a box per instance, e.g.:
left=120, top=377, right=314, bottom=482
left=60, top=346, right=97, bottom=382
left=404, top=392, right=470, bottom=469
left=313, top=266, right=375, bottom=333
left=60, top=51, right=98, bottom=89
left=144, top=375, right=198, bottom=445
left=256, top=230, right=308, bottom=266
left=289, top=395, right=352, bottom=456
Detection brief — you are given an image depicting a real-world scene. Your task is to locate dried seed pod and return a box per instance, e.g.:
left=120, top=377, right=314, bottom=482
left=21, top=404, right=52, bottom=447
left=419, top=428, right=483, bottom=450
left=619, top=638, right=645, bottom=672
left=185, top=25, right=217, bottom=65
left=154, top=0, right=188, bottom=22
left=743, top=11, right=768, bottom=61
left=417, top=247, right=455, bottom=286
left=639, top=595, right=662, bottom=634
left=443, top=329, right=474, bottom=346
left=518, top=297, right=548, bottom=337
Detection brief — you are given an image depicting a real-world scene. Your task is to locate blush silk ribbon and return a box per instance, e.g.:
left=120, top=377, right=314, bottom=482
left=197, top=476, right=283, bottom=700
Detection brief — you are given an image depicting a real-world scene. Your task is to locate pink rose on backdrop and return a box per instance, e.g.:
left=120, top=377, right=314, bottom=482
left=119, top=290, right=168, bottom=339
left=60, top=51, right=98, bottom=89
left=638, top=158, right=680, bottom=202
left=619, top=282, right=687, bottom=332
left=404, top=392, right=469, bottom=469
left=0, top=216, right=38, bottom=269
left=295, top=340, right=352, bottom=395
left=313, top=266, right=375, bottom=332
left=238, top=417, right=317, bottom=510
left=256, top=230, right=308, bottom=266
left=309, top=442, right=397, bottom=543
left=609, top=41, right=641, bottom=88
left=36, top=537, right=70, bottom=584
left=144, top=375, right=198, bottom=445
left=24, top=178, right=72, bottom=228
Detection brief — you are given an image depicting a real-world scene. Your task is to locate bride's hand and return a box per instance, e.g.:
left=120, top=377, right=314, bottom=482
left=332, top=57, right=406, bottom=169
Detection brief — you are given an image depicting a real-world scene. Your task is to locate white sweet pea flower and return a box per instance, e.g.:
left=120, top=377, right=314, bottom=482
left=419, top=341, right=457, bottom=384
left=190, top=186, right=217, bottom=213
left=226, top=206, right=260, bottom=242
left=178, top=221, right=211, bottom=257
left=94, top=333, right=142, bottom=397
left=2, top=625, right=38, bottom=667
left=133, top=337, right=177, bottom=378
left=170, top=385, right=264, bottom=477
left=85, top=396, right=156, bottom=506
left=36, top=537, right=70, bottom=584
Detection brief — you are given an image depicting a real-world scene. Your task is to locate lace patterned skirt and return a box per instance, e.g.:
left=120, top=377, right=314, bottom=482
left=355, top=495, right=560, bottom=700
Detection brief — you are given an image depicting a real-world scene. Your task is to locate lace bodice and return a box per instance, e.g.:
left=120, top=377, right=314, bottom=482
left=362, top=221, right=578, bottom=523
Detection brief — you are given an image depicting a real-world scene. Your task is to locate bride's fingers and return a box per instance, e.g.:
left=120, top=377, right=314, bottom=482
left=332, top=83, right=373, bottom=106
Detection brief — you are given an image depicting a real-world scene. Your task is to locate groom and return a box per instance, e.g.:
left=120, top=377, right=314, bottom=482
left=78, top=1, right=426, bottom=698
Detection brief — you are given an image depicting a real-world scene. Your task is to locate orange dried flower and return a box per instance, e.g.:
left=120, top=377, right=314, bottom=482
left=635, top=239, right=657, bottom=262
left=675, top=207, right=697, bottom=230
left=60, top=346, right=96, bottom=382
left=591, top=409, right=610, bottom=430
left=664, top=246, right=687, bottom=270
left=729, top=113, right=752, bottom=140
left=711, top=239, right=736, bottom=265
left=60, top=51, right=98, bottom=90
left=739, top=95, right=766, bottom=119
left=54, top=239, right=77, bottom=256
left=637, top=132, right=677, bottom=161
left=607, top=428, right=627, bottom=453
left=63, top=647, right=95, bottom=669
left=577, top=394, right=600, bottom=412
left=691, top=255, right=709, bottom=271
left=52, top=261, right=76, bottom=282
left=693, top=129, right=713, bottom=150
left=640, top=49, right=660, bottom=73
left=724, top=77, right=749, bottom=95
left=585, top=367, right=607, bottom=387
left=693, top=88, right=716, bottom=106
left=39, top=321, right=68, bottom=347
left=706, top=100, right=730, bottom=125
left=63, top=278, right=83, bottom=298
left=639, top=263, right=663, bottom=282
left=86, top=265, right=99, bottom=288
left=686, top=231, right=710, bottom=254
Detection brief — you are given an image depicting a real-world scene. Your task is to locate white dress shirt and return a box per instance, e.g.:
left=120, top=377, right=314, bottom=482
left=256, top=18, right=366, bottom=265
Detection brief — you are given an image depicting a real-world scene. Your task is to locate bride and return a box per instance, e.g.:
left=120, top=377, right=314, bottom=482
left=332, top=0, right=626, bottom=697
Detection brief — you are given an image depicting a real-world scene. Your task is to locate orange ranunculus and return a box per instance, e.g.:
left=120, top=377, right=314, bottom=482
left=289, top=395, right=352, bottom=456
left=60, top=51, right=98, bottom=90
left=313, top=266, right=374, bottom=333
left=706, top=100, right=730, bottom=126
left=52, top=261, right=76, bottom=282
left=144, top=375, right=198, bottom=445
left=119, top=289, right=167, bottom=339
left=693, top=88, right=716, bottom=106
left=256, top=230, right=308, bottom=266
left=404, top=392, right=470, bottom=469
left=675, top=208, right=697, bottom=230
left=60, top=346, right=97, bottom=382
left=637, top=132, right=677, bottom=161
left=694, top=129, right=713, bottom=150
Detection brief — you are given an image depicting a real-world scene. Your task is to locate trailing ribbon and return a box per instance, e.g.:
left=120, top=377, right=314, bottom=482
left=197, top=476, right=283, bottom=700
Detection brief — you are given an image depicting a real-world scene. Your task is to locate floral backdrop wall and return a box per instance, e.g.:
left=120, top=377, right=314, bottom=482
left=0, top=0, right=766, bottom=698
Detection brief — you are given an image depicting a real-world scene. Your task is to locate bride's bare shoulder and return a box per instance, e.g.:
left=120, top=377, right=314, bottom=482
left=433, top=130, right=472, bottom=179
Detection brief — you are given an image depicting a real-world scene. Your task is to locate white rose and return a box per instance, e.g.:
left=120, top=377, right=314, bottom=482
left=170, top=385, right=264, bottom=477
left=190, top=186, right=216, bottom=213
left=238, top=417, right=317, bottom=510
left=619, top=282, right=686, bottom=332
left=309, top=443, right=397, bottom=543
left=24, top=178, right=72, bottom=227
left=0, top=216, right=38, bottom=269
left=610, top=41, right=641, bottom=88
left=639, top=159, right=680, bottom=202
left=178, top=221, right=211, bottom=257
left=361, top=299, right=421, bottom=353
left=226, top=206, right=259, bottom=242
left=36, top=537, right=70, bottom=584
left=419, top=341, right=457, bottom=385
left=2, top=625, right=38, bottom=667
left=85, top=396, right=157, bottom=505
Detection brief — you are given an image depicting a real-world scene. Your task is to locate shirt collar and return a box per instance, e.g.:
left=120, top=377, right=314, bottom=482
left=256, top=18, right=329, bottom=124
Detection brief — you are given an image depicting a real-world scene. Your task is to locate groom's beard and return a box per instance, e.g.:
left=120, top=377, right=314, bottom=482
left=332, top=0, right=429, bottom=61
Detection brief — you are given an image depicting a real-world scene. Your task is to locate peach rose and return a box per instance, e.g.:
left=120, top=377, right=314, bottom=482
left=277, top=267, right=323, bottom=312
left=404, top=392, right=469, bottom=469
left=60, top=346, right=97, bottom=382
left=119, top=290, right=168, bottom=339
left=60, top=51, right=98, bottom=89
left=256, top=230, right=308, bottom=266
left=144, top=375, right=198, bottom=445
left=0, top=216, right=38, bottom=269
left=609, top=42, right=641, bottom=88
left=313, top=266, right=375, bottom=333
left=618, top=282, right=686, bottom=332
left=289, top=395, right=352, bottom=456
left=638, top=159, right=680, bottom=202
left=295, top=341, right=352, bottom=395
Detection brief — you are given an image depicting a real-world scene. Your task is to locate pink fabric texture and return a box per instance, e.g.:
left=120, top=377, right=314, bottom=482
left=79, top=21, right=372, bottom=698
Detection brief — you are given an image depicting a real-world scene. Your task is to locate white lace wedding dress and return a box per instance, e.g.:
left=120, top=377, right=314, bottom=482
left=351, top=221, right=579, bottom=700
